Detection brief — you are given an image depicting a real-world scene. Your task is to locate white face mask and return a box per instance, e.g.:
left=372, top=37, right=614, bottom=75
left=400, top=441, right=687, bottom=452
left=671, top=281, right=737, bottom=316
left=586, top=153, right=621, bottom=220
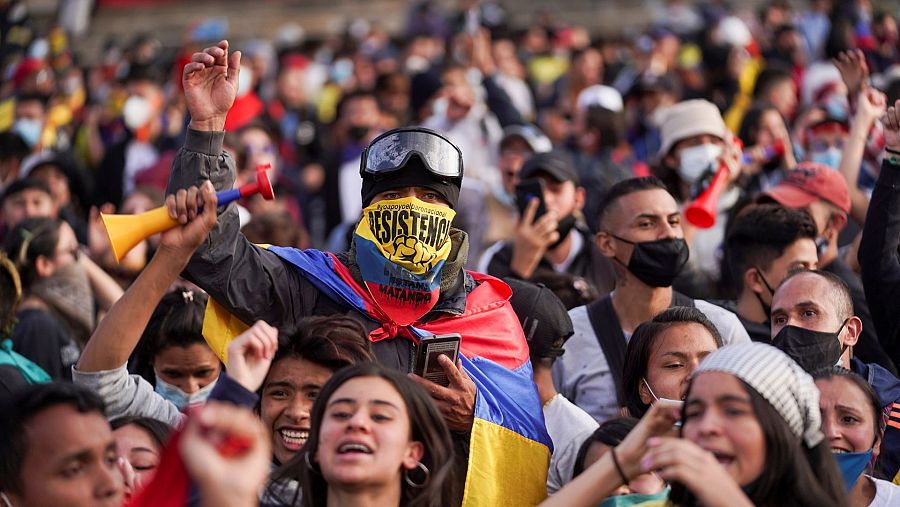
left=154, top=374, right=218, bottom=411
left=237, top=65, right=254, bottom=97
left=677, top=143, right=722, bottom=182
left=122, top=95, right=152, bottom=130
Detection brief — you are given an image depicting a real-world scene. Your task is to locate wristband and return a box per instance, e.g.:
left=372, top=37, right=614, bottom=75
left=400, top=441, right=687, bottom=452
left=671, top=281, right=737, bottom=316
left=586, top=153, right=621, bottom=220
left=886, top=147, right=900, bottom=156
left=610, top=447, right=629, bottom=485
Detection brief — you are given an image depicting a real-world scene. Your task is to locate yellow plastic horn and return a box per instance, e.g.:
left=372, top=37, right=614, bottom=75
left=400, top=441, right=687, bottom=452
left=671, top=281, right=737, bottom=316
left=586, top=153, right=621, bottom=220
left=101, top=165, right=274, bottom=262
left=101, top=207, right=175, bottom=262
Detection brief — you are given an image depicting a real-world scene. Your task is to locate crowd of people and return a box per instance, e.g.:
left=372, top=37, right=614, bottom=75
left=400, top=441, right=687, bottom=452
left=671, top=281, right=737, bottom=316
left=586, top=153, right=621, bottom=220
left=2, top=0, right=900, bottom=505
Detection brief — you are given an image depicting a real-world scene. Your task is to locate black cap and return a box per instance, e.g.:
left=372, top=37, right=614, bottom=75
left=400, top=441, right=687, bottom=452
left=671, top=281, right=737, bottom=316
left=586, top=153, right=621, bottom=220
left=520, top=150, right=579, bottom=185
left=504, top=278, right=574, bottom=360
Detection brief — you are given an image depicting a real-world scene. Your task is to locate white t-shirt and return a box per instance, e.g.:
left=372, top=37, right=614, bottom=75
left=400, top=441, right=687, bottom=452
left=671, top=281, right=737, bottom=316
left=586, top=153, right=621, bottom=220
left=543, top=393, right=599, bottom=494
left=552, top=297, right=750, bottom=422
left=868, top=476, right=900, bottom=507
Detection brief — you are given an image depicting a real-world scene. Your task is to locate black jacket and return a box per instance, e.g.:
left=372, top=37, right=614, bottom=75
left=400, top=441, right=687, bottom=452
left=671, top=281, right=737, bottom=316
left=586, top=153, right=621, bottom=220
left=167, top=129, right=473, bottom=504
left=482, top=225, right=616, bottom=305
left=859, top=158, right=900, bottom=366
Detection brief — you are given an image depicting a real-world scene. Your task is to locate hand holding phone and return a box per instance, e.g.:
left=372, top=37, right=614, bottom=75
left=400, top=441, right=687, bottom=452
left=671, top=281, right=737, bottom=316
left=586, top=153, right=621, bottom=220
left=412, top=333, right=462, bottom=387
left=515, top=179, right=547, bottom=221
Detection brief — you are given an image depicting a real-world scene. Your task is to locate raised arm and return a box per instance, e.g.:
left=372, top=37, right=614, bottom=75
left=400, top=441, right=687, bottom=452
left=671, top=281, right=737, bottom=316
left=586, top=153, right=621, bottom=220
left=860, top=100, right=900, bottom=360
left=838, top=86, right=884, bottom=226
left=77, top=183, right=219, bottom=373
left=167, top=40, right=306, bottom=328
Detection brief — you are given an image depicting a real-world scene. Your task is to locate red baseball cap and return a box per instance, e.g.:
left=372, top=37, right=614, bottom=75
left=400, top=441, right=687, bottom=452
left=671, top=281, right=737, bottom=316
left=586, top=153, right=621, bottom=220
left=760, top=162, right=851, bottom=214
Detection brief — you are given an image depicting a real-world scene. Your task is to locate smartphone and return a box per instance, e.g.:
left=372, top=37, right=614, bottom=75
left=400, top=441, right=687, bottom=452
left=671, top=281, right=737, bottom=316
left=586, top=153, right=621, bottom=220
left=413, top=333, right=462, bottom=387
left=515, top=179, right=547, bottom=219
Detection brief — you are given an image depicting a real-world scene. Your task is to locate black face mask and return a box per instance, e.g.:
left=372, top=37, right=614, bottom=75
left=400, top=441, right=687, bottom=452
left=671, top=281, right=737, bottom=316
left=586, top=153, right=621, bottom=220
left=752, top=267, right=775, bottom=321
left=611, top=236, right=690, bottom=288
left=549, top=214, right=577, bottom=249
left=772, top=319, right=848, bottom=373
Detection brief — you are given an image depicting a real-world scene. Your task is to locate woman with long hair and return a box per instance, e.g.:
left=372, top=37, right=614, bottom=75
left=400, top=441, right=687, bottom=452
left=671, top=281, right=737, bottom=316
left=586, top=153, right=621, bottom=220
left=543, top=342, right=847, bottom=507
left=621, top=306, right=722, bottom=418
left=277, top=362, right=455, bottom=507
left=814, top=367, right=900, bottom=506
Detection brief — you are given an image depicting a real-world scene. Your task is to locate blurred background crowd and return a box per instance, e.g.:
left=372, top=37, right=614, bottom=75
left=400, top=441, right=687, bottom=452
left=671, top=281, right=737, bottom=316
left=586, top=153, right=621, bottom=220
left=2, top=0, right=900, bottom=505
left=2, top=0, right=900, bottom=373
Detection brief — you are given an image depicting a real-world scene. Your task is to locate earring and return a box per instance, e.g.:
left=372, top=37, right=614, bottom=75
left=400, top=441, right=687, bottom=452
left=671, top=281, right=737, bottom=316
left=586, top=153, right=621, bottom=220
left=404, top=461, right=430, bottom=488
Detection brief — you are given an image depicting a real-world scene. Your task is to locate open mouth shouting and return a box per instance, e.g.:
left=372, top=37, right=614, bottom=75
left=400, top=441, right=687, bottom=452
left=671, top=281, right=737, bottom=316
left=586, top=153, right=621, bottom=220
left=706, top=448, right=736, bottom=467
left=335, top=440, right=374, bottom=459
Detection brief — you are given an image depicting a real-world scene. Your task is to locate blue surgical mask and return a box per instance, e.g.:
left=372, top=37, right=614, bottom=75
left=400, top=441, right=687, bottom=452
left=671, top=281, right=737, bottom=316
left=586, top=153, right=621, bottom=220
left=154, top=374, right=218, bottom=411
left=12, top=118, right=42, bottom=148
left=810, top=146, right=842, bottom=169
left=598, top=487, right=670, bottom=507
left=834, top=449, right=873, bottom=491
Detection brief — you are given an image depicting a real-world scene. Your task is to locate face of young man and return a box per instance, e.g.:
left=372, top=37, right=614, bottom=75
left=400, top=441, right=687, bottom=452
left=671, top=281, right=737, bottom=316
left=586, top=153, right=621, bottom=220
left=6, top=404, right=124, bottom=507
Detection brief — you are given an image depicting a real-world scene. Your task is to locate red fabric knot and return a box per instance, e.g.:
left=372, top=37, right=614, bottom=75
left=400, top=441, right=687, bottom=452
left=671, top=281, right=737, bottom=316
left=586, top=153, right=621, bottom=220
left=368, top=322, right=417, bottom=343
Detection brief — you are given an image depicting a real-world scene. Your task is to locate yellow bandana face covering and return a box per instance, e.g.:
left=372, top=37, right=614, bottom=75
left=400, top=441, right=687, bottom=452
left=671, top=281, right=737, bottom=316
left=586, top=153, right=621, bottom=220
left=354, top=197, right=456, bottom=325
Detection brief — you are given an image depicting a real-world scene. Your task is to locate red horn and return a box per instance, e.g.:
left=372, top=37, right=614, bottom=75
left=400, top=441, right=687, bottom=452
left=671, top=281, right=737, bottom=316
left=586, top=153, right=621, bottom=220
left=685, top=164, right=729, bottom=229
left=685, top=138, right=743, bottom=229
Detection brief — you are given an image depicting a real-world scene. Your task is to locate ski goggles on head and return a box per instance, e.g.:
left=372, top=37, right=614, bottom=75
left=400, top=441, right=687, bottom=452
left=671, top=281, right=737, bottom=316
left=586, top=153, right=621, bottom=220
left=360, top=127, right=464, bottom=180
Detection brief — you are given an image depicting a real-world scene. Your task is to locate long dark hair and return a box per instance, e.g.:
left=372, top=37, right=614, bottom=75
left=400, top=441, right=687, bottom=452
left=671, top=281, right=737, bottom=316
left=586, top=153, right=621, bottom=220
left=131, top=287, right=211, bottom=384
left=275, top=363, right=455, bottom=507
left=812, top=366, right=885, bottom=478
left=669, top=377, right=847, bottom=507
left=621, top=306, right=723, bottom=418
left=274, top=316, right=375, bottom=372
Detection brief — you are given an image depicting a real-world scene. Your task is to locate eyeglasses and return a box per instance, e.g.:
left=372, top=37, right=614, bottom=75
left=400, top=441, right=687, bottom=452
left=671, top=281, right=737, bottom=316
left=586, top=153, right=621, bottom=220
left=360, top=127, right=463, bottom=180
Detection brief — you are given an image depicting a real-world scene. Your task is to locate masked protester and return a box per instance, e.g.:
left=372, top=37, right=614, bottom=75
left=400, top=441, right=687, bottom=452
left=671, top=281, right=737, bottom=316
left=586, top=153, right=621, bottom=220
left=771, top=269, right=900, bottom=483
left=161, top=40, right=550, bottom=507
left=758, top=161, right=896, bottom=374
left=132, top=289, right=222, bottom=411
left=553, top=176, right=750, bottom=423
left=654, top=99, right=744, bottom=292
left=720, top=204, right=818, bottom=342
left=814, top=367, right=900, bottom=506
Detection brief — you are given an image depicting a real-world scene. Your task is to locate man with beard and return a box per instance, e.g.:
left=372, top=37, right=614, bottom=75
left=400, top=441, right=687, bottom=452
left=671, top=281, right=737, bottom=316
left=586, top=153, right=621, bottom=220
left=481, top=150, right=616, bottom=303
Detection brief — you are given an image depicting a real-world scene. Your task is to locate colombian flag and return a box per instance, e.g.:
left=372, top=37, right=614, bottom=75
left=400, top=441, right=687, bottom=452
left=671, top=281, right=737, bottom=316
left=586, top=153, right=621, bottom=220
left=202, top=247, right=552, bottom=506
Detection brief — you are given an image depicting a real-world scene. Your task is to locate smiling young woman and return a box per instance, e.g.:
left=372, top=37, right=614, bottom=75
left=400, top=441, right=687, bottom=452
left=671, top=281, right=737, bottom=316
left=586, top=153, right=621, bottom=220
left=277, top=363, right=456, bottom=507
